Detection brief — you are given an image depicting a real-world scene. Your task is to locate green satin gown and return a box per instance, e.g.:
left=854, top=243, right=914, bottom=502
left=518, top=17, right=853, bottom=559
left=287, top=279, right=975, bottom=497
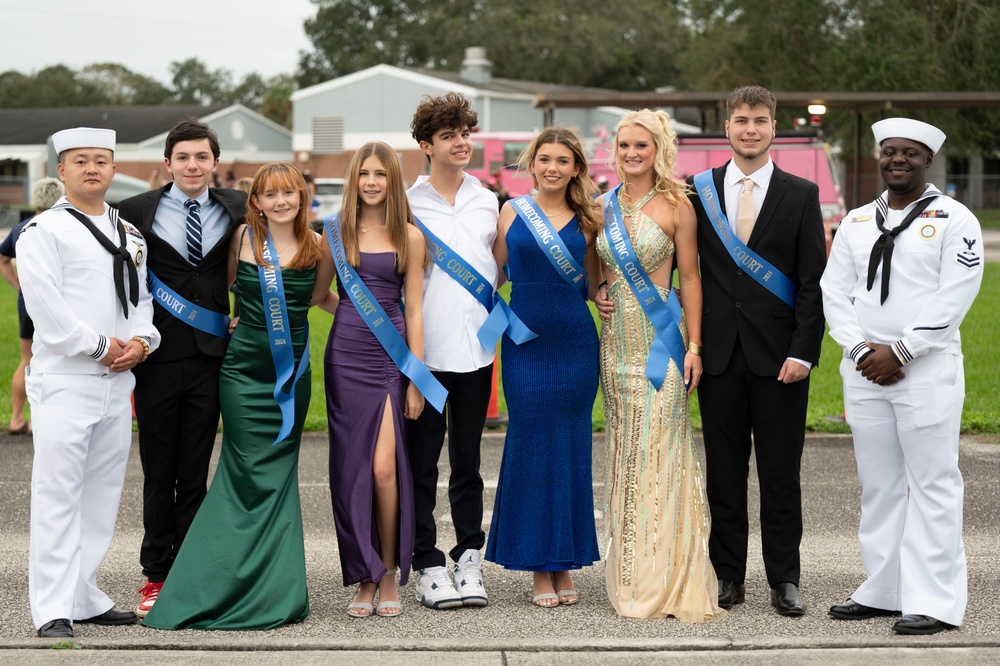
left=142, top=261, right=315, bottom=630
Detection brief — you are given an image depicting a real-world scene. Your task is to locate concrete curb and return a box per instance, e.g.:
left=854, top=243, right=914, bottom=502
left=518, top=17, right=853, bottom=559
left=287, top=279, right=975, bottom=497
left=6, top=635, right=1000, bottom=652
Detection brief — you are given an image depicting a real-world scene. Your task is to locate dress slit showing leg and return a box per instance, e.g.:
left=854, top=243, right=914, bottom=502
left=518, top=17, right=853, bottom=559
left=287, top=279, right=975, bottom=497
left=326, top=252, right=415, bottom=586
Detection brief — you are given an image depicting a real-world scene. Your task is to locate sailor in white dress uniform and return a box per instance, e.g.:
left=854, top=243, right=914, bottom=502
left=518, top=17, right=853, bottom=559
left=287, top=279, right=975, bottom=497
left=17, top=127, right=160, bottom=637
left=821, top=118, right=983, bottom=635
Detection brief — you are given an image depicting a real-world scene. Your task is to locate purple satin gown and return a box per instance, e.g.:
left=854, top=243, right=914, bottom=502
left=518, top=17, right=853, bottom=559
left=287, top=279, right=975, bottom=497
left=325, top=251, right=415, bottom=586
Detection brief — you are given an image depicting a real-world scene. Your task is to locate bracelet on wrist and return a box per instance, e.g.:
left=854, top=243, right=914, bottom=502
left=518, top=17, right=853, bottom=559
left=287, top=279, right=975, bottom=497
left=130, top=336, right=150, bottom=363
left=687, top=342, right=702, bottom=356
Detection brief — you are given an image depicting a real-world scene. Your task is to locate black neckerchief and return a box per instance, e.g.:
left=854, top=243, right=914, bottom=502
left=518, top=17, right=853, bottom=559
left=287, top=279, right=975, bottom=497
left=866, top=193, right=936, bottom=305
left=65, top=207, right=138, bottom=318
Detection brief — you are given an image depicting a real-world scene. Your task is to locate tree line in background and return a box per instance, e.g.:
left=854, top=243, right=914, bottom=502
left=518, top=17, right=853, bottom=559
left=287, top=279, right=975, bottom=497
left=0, top=59, right=297, bottom=128
left=2, top=0, right=999, bottom=154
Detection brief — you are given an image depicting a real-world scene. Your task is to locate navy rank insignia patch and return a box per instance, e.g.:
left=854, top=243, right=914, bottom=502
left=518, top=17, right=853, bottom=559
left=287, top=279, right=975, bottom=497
left=957, top=237, right=981, bottom=269
left=918, top=210, right=949, bottom=218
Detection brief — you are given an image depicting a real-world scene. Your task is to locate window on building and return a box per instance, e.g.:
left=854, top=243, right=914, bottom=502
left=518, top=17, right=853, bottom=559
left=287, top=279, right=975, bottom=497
left=468, top=143, right=484, bottom=171
left=503, top=142, right=530, bottom=169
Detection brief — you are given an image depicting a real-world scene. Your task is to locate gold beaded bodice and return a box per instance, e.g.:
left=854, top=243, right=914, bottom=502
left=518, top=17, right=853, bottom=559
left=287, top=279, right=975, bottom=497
left=596, top=190, right=675, bottom=280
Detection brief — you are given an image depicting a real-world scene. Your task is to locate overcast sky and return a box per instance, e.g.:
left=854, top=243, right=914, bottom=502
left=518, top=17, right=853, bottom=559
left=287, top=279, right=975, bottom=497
left=1, top=0, right=317, bottom=84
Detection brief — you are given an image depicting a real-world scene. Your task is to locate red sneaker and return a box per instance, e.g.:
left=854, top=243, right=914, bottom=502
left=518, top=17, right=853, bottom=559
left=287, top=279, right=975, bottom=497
left=136, top=580, right=163, bottom=618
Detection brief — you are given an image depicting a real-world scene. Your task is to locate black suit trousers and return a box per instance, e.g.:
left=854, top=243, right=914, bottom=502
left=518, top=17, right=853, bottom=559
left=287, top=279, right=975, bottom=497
left=698, top=340, right=807, bottom=587
left=404, top=364, right=493, bottom=570
left=133, top=353, right=223, bottom=581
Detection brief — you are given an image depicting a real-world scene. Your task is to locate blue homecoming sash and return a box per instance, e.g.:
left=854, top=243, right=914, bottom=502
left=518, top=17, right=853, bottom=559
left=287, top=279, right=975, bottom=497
left=247, top=228, right=310, bottom=446
left=511, top=196, right=588, bottom=299
left=413, top=217, right=536, bottom=348
left=326, top=213, right=448, bottom=414
left=148, top=270, right=231, bottom=339
left=693, top=170, right=796, bottom=307
left=603, top=185, right=686, bottom=390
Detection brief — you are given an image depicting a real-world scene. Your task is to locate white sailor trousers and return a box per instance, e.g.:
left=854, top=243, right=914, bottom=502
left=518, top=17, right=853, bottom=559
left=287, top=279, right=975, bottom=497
left=841, top=352, right=968, bottom=627
left=26, top=370, right=135, bottom=629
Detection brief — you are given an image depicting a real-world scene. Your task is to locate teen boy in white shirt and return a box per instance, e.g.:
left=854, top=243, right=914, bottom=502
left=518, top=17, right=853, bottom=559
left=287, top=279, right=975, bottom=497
left=405, top=93, right=498, bottom=609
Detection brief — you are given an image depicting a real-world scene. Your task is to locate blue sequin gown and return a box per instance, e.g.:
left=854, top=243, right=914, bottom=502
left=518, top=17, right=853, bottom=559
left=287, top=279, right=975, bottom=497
left=485, top=212, right=600, bottom=571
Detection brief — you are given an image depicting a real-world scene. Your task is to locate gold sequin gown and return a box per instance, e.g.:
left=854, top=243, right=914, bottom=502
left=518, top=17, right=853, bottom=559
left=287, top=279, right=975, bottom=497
left=596, top=199, right=723, bottom=622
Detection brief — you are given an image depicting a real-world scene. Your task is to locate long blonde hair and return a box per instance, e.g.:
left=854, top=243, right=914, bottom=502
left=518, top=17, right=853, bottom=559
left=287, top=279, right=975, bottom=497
left=245, top=162, right=321, bottom=269
left=515, top=126, right=602, bottom=233
left=614, top=109, right=690, bottom=211
left=339, top=141, right=414, bottom=272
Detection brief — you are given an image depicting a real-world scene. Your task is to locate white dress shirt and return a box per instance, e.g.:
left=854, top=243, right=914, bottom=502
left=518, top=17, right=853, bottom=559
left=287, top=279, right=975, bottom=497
left=723, top=158, right=810, bottom=370
left=407, top=173, right=499, bottom=373
left=723, top=158, right=774, bottom=234
left=152, top=185, right=230, bottom=260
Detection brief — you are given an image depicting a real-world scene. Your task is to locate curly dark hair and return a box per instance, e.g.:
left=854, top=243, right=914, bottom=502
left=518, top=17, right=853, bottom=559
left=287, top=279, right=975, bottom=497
left=410, top=92, right=479, bottom=147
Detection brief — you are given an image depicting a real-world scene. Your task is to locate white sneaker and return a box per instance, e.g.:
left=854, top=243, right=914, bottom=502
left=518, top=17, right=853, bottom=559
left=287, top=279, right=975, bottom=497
left=414, top=566, right=463, bottom=610
left=452, top=549, right=488, bottom=606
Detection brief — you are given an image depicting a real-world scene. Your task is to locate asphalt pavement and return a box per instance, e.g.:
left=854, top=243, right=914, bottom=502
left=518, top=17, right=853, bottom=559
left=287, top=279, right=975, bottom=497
left=1, top=429, right=999, bottom=664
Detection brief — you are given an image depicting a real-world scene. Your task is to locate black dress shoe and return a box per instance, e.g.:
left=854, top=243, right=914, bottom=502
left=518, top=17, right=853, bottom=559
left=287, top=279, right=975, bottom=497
left=892, top=614, right=955, bottom=635
left=76, top=606, right=138, bottom=625
left=37, top=618, right=73, bottom=638
left=770, top=582, right=805, bottom=617
left=829, top=598, right=899, bottom=620
left=718, top=579, right=746, bottom=609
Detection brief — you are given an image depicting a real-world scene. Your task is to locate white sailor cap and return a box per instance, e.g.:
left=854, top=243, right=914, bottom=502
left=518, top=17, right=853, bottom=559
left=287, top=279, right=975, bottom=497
left=872, top=118, right=945, bottom=154
left=52, top=127, right=116, bottom=154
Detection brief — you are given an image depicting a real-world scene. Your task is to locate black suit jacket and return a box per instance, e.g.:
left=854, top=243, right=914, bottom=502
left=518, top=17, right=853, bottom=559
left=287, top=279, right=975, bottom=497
left=118, top=184, right=246, bottom=362
left=691, top=162, right=826, bottom=377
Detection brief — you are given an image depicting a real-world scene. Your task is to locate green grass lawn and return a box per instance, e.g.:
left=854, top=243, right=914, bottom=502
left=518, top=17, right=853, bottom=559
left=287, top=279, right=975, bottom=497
left=2, top=265, right=997, bottom=434
left=494, top=265, right=999, bottom=435
left=974, top=209, right=1000, bottom=230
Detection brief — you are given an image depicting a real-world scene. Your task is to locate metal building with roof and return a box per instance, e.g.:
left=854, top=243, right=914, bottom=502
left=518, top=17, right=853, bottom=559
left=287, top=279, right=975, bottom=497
left=289, top=47, right=699, bottom=183
left=0, top=104, right=291, bottom=209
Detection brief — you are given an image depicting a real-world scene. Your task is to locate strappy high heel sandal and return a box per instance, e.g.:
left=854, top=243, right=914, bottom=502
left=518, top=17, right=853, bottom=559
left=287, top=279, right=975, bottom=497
left=376, top=568, right=402, bottom=617
left=347, top=584, right=376, bottom=618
